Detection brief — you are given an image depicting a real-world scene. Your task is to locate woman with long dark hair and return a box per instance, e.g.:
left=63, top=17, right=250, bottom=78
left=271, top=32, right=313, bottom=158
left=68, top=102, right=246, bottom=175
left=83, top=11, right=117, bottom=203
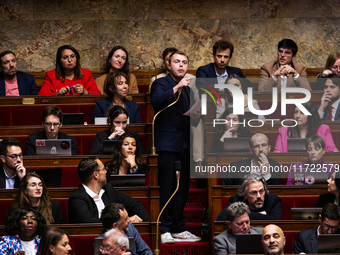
left=95, top=46, right=139, bottom=94
left=39, top=45, right=101, bottom=95
left=316, top=52, right=340, bottom=90
left=9, top=172, right=64, bottom=224
left=274, top=101, right=338, bottom=152
left=316, top=171, right=340, bottom=207
left=212, top=107, right=253, bottom=152
left=37, top=228, right=72, bottom=255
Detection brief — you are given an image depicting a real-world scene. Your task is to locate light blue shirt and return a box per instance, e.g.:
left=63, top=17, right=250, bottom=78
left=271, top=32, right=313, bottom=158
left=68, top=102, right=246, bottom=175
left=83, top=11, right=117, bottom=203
left=3, top=166, right=17, bottom=189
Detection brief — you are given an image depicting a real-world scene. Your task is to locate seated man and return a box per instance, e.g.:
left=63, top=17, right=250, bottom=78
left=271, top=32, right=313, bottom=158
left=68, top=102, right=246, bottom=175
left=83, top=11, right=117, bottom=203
left=217, top=173, right=282, bottom=221
left=261, top=224, right=285, bottom=255
left=98, top=203, right=152, bottom=255
left=213, top=202, right=263, bottom=255
left=196, top=40, right=256, bottom=90
left=101, top=228, right=131, bottom=255
left=293, top=203, right=340, bottom=254
left=317, top=74, right=340, bottom=120
left=258, top=39, right=311, bottom=92
left=68, top=157, right=151, bottom=223
left=221, top=133, right=282, bottom=185
left=25, top=105, right=77, bottom=155
left=0, top=51, right=38, bottom=96
left=0, top=138, right=26, bottom=188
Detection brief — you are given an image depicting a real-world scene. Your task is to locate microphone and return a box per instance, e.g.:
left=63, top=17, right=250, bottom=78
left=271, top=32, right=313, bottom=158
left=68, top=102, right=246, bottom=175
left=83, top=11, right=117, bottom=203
left=154, top=160, right=182, bottom=255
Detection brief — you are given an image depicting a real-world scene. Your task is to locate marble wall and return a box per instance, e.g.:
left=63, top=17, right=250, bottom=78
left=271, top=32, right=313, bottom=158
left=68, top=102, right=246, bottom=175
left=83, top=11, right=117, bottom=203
left=0, top=0, right=339, bottom=71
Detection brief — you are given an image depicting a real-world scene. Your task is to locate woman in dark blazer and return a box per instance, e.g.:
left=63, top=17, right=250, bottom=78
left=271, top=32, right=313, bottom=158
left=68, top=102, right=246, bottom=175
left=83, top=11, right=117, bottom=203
left=316, top=171, right=340, bottom=207
left=93, top=72, right=141, bottom=123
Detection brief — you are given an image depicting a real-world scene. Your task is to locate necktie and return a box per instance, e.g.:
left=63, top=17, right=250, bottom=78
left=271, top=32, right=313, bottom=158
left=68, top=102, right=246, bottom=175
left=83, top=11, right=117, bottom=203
left=327, top=106, right=333, bottom=121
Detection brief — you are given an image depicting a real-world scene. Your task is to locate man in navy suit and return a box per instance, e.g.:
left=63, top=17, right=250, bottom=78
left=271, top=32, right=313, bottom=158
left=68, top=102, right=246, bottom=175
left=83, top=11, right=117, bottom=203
left=196, top=40, right=256, bottom=91
left=317, top=74, right=340, bottom=121
left=292, top=203, right=340, bottom=254
left=151, top=51, right=201, bottom=243
left=0, top=51, right=38, bottom=96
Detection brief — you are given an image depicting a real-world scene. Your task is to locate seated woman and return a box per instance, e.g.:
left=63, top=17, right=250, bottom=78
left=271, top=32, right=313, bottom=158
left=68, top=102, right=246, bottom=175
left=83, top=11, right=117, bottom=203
left=9, top=172, right=64, bottom=224
left=0, top=207, right=46, bottom=254
left=316, top=52, right=340, bottom=90
left=95, top=46, right=139, bottom=94
left=274, top=101, right=338, bottom=152
left=286, top=135, right=334, bottom=185
left=316, top=171, right=340, bottom=207
left=37, top=228, right=72, bottom=255
left=212, top=107, right=253, bottom=153
left=38, top=45, right=101, bottom=95
left=93, top=72, right=141, bottom=123
left=105, top=132, right=147, bottom=176
left=217, top=74, right=265, bottom=121
left=90, top=105, right=145, bottom=155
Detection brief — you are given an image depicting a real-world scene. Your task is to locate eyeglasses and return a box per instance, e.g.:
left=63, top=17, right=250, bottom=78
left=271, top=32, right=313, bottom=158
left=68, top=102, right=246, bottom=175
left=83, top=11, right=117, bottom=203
left=323, top=223, right=338, bottom=231
left=248, top=189, right=265, bottom=197
left=44, top=122, right=60, bottom=128
left=6, top=154, right=23, bottom=160
left=99, top=245, right=120, bottom=253
left=278, top=49, right=292, bottom=55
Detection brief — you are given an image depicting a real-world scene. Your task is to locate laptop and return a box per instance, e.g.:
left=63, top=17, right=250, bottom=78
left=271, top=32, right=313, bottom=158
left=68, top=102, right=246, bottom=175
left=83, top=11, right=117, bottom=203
left=290, top=208, right=322, bottom=220
left=109, top=174, right=146, bottom=186
left=318, top=234, right=340, bottom=253
left=35, top=139, right=72, bottom=156
left=62, top=113, right=84, bottom=125
left=291, top=168, right=328, bottom=185
left=223, top=137, right=250, bottom=152
left=287, top=138, right=308, bottom=152
left=236, top=233, right=264, bottom=254
left=29, top=168, right=62, bottom=187
left=94, top=236, right=134, bottom=255
left=103, top=140, right=117, bottom=155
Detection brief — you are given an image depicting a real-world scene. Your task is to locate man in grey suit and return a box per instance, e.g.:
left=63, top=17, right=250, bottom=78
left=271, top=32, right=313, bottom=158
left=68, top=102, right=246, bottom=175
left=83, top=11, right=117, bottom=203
left=213, top=202, right=263, bottom=255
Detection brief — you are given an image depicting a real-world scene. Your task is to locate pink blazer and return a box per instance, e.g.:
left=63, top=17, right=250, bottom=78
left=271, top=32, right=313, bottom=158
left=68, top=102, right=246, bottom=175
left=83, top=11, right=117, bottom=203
left=274, top=124, right=338, bottom=152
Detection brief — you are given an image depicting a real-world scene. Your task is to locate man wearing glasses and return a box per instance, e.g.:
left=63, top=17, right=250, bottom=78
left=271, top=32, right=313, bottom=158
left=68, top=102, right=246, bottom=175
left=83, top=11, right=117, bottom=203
left=217, top=173, right=282, bottom=221
left=25, top=105, right=77, bottom=155
left=292, top=203, right=340, bottom=254
left=258, top=39, right=311, bottom=92
left=100, top=228, right=131, bottom=255
left=0, top=138, right=26, bottom=188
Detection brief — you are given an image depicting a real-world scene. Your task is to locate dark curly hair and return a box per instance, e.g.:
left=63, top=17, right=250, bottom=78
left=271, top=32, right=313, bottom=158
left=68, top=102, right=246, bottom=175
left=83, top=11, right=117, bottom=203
left=55, top=45, right=83, bottom=83
left=105, top=46, right=130, bottom=74
left=288, top=101, right=321, bottom=138
left=109, top=132, right=143, bottom=175
left=215, top=107, right=253, bottom=141
left=5, top=207, right=46, bottom=237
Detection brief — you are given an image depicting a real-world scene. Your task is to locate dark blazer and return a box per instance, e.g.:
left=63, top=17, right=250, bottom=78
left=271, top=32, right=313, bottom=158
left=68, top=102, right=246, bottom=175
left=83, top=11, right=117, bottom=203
left=68, top=183, right=151, bottom=223
left=213, top=227, right=264, bottom=255
left=89, top=129, right=146, bottom=155
left=0, top=166, right=21, bottom=189
left=216, top=192, right=282, bottom=221
left=105, top=162, right=147, bottom=177
left=25, top=131, right=77, bottom=156
left=150, top=74, right=194, bottom=152
left=292, top=227, right=340, bottom=254
left=221, top=158, right=282, bottom=185
left=317, top=104, right=340, bottom=121
left=316, top=193, right=336, bottom=208
left=0, top=71, right=38, bottom=96
left=196, top=63, right=257, bottom=90
left=50, top=199, right=65, bottom=224
left=92, top=98, right=141, bottom=124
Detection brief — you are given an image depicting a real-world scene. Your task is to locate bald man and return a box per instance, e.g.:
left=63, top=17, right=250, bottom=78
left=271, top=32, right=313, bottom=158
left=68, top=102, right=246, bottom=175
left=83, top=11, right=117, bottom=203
left=261, top=224, right=285, bottom=255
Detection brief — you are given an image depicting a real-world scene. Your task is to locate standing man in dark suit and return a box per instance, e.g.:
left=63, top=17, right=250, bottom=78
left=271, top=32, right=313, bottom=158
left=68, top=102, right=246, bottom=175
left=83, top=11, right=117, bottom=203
left=151, top=51, right=201, bottom=243
left=25, top=105, right=78, bottom=155
left=213, top=202, right=263, bottom=254
left=221, top=133, right=282, bottom=185
left=317, top=74, right=340, bottom=121
left=196, top=40, right=256, bottom=91
left=217, top=173, right=282, bottom=221
left=68, top=157, right=150, bottom=224
left=0, top=138, right=26, bottom=189
left=293, top=203, right=340, bottom=254
left=0, top=51, right=38, bottom=96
